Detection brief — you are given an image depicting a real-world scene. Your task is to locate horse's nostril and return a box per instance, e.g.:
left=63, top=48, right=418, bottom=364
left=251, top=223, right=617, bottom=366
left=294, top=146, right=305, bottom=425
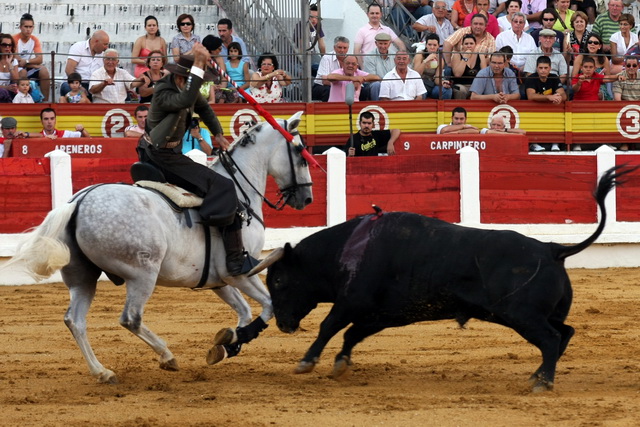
left=305, top=198, right=312, bottom=206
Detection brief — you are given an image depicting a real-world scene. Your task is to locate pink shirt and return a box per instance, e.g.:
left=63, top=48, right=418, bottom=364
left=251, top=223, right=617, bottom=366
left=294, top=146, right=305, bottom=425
left=355, top=24, right=399, bottom=57
left=328, top=69, right=369, bottom=102
left=463, top=14, right=501, bottom=39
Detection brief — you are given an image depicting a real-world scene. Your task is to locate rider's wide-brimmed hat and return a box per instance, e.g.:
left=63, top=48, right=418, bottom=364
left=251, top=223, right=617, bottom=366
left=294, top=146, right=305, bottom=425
left=166, top=55, right=217, bottom=82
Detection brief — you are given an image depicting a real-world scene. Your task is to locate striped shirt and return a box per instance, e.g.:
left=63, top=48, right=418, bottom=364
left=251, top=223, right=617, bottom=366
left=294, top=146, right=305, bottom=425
left=592, top=13, right=620, bottom=45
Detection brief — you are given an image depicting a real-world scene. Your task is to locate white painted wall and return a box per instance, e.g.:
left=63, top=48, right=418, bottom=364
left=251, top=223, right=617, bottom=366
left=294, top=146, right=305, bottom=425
left=320, top=0, right=369, bottom=52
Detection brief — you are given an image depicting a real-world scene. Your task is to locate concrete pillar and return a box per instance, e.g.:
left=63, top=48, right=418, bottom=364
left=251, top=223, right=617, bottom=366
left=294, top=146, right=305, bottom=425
left=324, top=147, right=347, bottom=226
left=458, top=146, right=480, bottom=225
left=45, top=150, right=72, bottom=209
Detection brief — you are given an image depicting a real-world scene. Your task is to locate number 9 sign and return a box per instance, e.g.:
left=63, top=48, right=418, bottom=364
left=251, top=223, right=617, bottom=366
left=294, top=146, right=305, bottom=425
left=101, top=108, right=133, bottom=138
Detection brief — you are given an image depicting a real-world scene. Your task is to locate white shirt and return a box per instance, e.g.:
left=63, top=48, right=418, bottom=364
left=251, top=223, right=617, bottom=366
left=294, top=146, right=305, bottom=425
left=89, top=67, right=135, bottom=103
left=314, top=51, right=342, bottom=85
left=496, top=30, right=537, bottom=68
left=68, top=40, right=104, bottom=81
left=610, top=31, right=639, bottom=55
left=13, top=92, right=34, bottom=103
left=414, top=14, right=455, bottom=45
left=379, top=67, right=427, bottom=100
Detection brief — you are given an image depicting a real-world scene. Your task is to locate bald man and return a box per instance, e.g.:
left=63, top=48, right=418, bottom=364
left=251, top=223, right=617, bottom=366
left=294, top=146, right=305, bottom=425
left=61, top=30, right=110, bottom=97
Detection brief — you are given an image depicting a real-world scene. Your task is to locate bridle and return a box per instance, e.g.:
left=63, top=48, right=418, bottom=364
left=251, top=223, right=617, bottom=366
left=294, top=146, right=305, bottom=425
left=218, top=121, right=313, bottom=224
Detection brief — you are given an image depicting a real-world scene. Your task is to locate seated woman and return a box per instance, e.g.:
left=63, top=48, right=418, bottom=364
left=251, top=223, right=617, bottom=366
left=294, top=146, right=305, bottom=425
left=131, top=50, right=169, bottom=103
left=451, top=34, right=486, bottom=100
left=170, top=14, right=201, bottom=63
left=250, top=52, right=291, bottom=103
left=411, top=34, right=452, bottom=99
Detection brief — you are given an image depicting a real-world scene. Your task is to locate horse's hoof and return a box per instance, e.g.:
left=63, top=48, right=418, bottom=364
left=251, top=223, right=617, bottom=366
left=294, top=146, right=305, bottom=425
left=160, top=358, right=179, bottom=372
left=213, top=328, right=235, bottom=346
left=532, top=380, right=553, bottom=393
left=97, top=370, right=118, bottom=384
left=331, top=356, right=352, bottom=380
left=206, top=345, right=227, bottom=365
left=293, top=360, right=316, bottom=374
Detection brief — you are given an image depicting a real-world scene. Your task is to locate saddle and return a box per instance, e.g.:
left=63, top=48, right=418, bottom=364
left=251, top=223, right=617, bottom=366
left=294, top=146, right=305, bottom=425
left=131, top=162, right=203, bottom=209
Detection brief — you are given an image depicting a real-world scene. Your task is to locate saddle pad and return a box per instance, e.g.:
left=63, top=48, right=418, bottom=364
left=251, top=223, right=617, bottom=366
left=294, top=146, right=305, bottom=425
left=135, top=181, right=204, bottom=208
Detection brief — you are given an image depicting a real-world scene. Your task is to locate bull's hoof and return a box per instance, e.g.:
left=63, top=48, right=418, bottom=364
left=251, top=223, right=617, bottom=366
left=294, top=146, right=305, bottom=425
left=213, top=327, right=235, bottom=346
left=331, top=356, right=352, bottom=380
left=206, top=345, right=227, bottom=365
left=97, top=370, right=118, bottom=384
left=160, top=358, right=179, bottom=372
left=294, top=360, right=316, bottom=374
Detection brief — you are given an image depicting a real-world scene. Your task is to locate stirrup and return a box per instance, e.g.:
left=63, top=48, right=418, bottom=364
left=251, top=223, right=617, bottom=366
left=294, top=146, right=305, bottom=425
left=229, top=252, right=261, bottom=276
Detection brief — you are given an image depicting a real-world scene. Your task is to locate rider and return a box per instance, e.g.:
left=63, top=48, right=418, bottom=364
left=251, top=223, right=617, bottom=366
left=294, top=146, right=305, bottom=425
left=138, top=43, right=257, bottom=276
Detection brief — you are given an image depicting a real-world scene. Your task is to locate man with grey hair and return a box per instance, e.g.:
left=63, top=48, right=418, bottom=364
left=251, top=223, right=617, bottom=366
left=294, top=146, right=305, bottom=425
left=379, top=50, right=427, bottom=100
left=412, top=0, right=455, bottom=45
left=89, top=48, right=136, bottom=103
left=313, top=35, right=349, bottom=102
left=61, top=30, right=110, bottom=98
left=363, top=33, right=396, bottom=101
left=495, top=12, right=535, bottom=71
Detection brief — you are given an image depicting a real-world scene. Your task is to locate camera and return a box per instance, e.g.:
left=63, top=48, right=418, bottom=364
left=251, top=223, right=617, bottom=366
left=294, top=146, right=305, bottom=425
left=190, top=118, right=199, bottom=128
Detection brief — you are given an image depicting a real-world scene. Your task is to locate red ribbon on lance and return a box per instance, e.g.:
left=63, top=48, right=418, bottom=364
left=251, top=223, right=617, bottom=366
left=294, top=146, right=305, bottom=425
left=209, top=59, right=321, bottom=169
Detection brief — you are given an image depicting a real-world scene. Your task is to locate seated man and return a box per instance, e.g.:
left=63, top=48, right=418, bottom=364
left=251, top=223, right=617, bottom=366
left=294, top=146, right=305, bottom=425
left=124, top=105, right=148, bottom=138
left=362, top=33, right=396, bottom=101
left=324, top=55, right=380, bottom=102
left=525, top=55, right=567, bottom=105
left=412, top=0, right=455, bottom=45
left=437, top=106, right=480, bottom=134
left=470, top=51, right=520, bottom=103
left=62, top=30, right=110, bottom=97
left=480, top=114, right=526, bottom=134
left=312, top=36, right=350, bottom=102
left=0, top=116, right=30, bottom=157
left=13, top=13, right=50, bottom=102
left=182, top=115, right=213, bottom=155
left=38, top=107, right=91, bottom=139
left=89, top=49, right=136, bottom=103
left=344, top=111, right=400, bottom=156
left=379, top=51, right=427, bottom=101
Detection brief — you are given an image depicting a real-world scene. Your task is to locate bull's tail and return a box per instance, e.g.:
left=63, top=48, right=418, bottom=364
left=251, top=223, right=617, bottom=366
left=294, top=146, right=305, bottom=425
left=4, top=202, right=77, bottom=281
left=557, top=164, right=639, bottom=260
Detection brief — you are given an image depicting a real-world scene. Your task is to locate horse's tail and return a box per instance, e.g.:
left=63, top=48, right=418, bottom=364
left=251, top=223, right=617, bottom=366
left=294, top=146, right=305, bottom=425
left=6, top=202, right=77, bottom=281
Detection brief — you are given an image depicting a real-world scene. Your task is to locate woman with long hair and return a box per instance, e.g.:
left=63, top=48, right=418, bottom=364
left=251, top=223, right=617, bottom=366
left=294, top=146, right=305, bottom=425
left=451, top=0, right=477, bottom=30
left=170, top=14, right=201, bottom=63
left=412, top=33, right=452, bottom=99
left=451, top=34, right=486, bottom=99
left=0, top=34, right=19, bottom=102
left=131, top=16, right=167, bottom=78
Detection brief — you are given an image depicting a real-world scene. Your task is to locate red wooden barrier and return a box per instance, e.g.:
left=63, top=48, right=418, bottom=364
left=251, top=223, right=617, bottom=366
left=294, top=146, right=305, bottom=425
left=0, top=158, right=52, bottom=233
left=396, top=133, right=528, bottom=155
left=346, top=154, right=461, bottom=223
left=480, top=155, right=598, bottom=223
left=616, top=155, right=640, bottom=222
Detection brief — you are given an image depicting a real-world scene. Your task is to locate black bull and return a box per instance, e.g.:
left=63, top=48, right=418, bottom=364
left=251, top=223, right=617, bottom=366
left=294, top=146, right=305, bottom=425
left=249, top=165, right=637, bottom=392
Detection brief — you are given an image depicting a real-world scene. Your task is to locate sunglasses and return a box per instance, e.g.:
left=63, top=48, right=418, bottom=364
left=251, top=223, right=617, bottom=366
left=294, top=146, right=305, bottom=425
left=0, top=43, right=12, bottom=47
left=179, top=22, right=193, bottom=26
left=626, top=63, right=639, bottom=68
left=587, top=40, right=601, bottom=44
left=542, top=18, right=555, bottom=21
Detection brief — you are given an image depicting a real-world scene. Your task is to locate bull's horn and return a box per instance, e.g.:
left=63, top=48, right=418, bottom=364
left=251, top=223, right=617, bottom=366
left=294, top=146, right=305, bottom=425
left=247, top=247, right=285, bottom=277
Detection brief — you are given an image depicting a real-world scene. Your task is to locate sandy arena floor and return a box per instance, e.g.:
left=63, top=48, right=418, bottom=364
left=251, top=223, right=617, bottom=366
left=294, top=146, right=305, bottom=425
left=1, top=268, right=639, bottom=426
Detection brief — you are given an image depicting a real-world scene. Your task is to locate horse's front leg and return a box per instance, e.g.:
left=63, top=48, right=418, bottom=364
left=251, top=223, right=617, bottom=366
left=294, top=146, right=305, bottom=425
left=207, top=276, right=272, bottom=364
left=207, top=285, right=253, bottom=365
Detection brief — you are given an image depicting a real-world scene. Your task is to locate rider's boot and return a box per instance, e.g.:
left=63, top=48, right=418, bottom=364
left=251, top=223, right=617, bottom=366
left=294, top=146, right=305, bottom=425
left=221, top=220, right=260, bottom=276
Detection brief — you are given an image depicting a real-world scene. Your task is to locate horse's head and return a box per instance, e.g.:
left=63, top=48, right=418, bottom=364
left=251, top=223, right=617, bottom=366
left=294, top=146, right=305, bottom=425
left=267, top=111, right=314, bottom=210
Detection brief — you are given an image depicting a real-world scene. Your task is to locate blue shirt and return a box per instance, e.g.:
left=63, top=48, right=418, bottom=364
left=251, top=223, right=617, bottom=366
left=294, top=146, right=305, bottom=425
left=469, top=67, right=519, bottom=96
left=181, top=127, right=212, bottom=154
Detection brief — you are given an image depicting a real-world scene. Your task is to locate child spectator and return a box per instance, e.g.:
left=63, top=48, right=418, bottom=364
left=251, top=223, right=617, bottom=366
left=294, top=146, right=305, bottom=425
left=12, top=78, right=34, bottom=103
left=572, top=56, right=619, bottom=101
left=60, top=73, right=90, bottom=103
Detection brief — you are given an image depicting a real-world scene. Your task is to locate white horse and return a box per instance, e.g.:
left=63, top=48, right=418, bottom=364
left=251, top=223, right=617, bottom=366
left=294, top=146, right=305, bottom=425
left=8, top=111, right=313, bottom=383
